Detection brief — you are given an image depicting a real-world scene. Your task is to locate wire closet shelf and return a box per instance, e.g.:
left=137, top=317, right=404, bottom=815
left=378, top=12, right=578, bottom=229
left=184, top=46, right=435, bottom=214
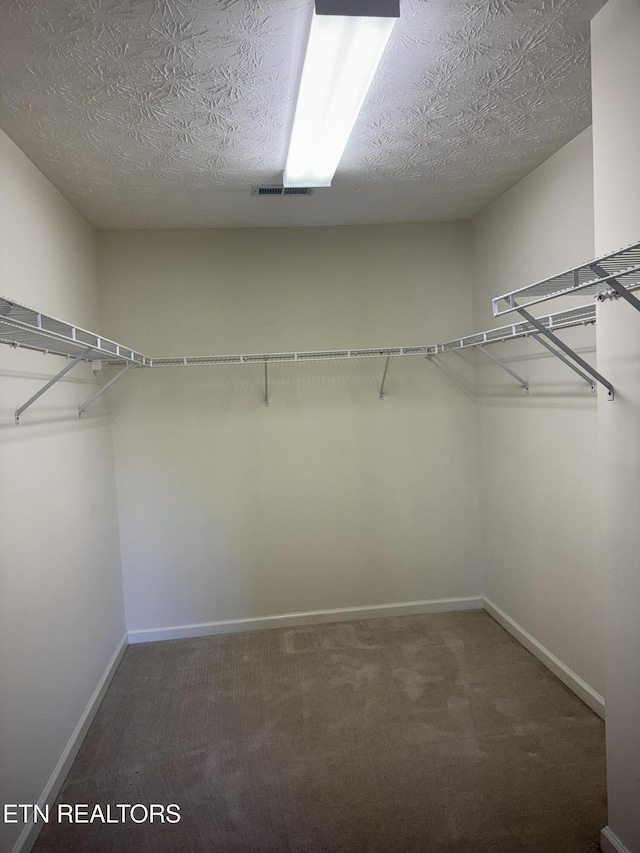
left=488, top=240, right=640, bottom=401
left=0, top=297, right=146, bottom=364
left=110, top=304, right=595, bottom=369
left=1, top=296, right=596, bottom=372
left=492, top=240, right=640, bottom=317
left=1, top=284, right=598, bottom=420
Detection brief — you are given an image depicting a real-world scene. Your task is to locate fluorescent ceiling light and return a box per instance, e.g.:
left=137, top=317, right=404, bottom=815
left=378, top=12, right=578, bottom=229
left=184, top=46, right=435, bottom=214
left=284, top=0, right=399, bottom=188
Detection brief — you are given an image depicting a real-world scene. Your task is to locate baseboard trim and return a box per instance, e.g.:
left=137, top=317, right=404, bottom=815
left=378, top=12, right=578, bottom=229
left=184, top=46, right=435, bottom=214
left=127, top=596, right=483, bottom=644
left=12, top=632, right=128, bottom=853
left=483, top=597, right=605, bottom=719
left=601, top=826, right=633, bottom=853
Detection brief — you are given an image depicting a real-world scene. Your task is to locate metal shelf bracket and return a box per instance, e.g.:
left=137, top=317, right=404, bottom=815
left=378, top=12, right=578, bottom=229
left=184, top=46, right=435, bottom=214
left=78, top=364, right=132, bottom=418
left=512, top=302, right=613, bottom=400
left=15, top=347, right=93, bottom=424
left=378, top=356, right=391, bottom=399
left=477, top=345, right=529, bottom=392
left=532, top=334, right=595, bottom=393
left=264, top=362, right=270, bottom=407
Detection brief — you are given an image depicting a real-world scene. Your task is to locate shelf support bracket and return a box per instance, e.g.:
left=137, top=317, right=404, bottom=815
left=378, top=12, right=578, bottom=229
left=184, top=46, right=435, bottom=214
left=15, top=347, right=93, bottom=424
left=78, top=364, right=132, bottom=418
left=477, top=345, right=528, bottom=392
left=510, top=300, right=614, bottom=400
left=378, top=356, right=390, bottom=400
left=264, top=362, right=269, bottom=407
left=531, top=334, right=595, bottom=393
left=590, top=263, right=640, bottom=312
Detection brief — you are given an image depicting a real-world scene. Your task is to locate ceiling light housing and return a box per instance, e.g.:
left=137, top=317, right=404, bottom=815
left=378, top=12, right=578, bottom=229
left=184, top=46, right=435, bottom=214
left=283, top=0, right=399, bottom=189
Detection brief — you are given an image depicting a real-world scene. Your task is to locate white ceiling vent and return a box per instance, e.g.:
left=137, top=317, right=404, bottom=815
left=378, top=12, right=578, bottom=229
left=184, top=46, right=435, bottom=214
left=251, top=185, right=314, bottom=197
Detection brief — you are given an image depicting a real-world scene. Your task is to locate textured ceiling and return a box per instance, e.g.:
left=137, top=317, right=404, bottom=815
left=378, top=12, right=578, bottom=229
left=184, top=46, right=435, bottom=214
left=0, top=0, right=606, bottom=229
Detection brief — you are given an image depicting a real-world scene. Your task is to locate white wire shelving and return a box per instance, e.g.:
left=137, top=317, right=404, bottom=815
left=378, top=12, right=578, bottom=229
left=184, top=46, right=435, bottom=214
left=492, top=240, right=640, bottom=316
left=129, top=303, right=594, bottom=369
left=0, top=292, right=599, bottom=420
left=0, top=296, right=146, bottom=423
left=108, top=303, right=597, bottom=405
left=0, top=296, right=146, bottom=364
left=6, top=240, right=636, bottom=417
left=489, top=240, right=640, bottom=401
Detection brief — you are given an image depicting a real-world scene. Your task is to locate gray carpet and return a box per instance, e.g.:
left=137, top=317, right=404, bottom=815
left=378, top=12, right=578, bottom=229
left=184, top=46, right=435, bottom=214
left=34, top=610, right=606, bottom=852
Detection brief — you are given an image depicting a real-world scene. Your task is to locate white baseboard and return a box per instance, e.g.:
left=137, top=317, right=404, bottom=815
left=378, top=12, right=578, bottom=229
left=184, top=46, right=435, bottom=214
left=12, top=633, right=128, bottom=853
left=483, top=597, right=605, bottom=719
left=601, top=826, right=633, bottom=853
left=128, top=596, right=483, bottom=644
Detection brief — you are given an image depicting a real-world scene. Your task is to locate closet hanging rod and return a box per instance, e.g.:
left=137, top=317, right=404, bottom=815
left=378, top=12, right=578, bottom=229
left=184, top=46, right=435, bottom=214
left=492, top=239, right=640, bottom=317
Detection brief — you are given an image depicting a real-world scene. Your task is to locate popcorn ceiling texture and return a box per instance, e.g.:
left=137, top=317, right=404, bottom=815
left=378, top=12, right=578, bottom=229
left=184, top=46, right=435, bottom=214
left=0, top=0, right=605, bottom=229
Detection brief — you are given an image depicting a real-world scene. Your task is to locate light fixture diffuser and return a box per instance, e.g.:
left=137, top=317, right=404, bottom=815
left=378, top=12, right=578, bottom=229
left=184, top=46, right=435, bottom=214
left=284, top=0, right=399, bottom=188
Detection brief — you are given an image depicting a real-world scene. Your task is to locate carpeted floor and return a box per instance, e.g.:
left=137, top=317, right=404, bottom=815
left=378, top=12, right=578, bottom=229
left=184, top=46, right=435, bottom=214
left=34, top=610, right=606, bottom=852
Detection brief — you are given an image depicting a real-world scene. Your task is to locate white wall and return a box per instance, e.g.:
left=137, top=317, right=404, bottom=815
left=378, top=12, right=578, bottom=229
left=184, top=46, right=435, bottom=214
left=591, top=1, right=640, bottom=848
left=97, top=224, right=480, bottom=636
left=0, top=129, right=125, bottom=853
left=471, top=128, right=605, bottom=703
